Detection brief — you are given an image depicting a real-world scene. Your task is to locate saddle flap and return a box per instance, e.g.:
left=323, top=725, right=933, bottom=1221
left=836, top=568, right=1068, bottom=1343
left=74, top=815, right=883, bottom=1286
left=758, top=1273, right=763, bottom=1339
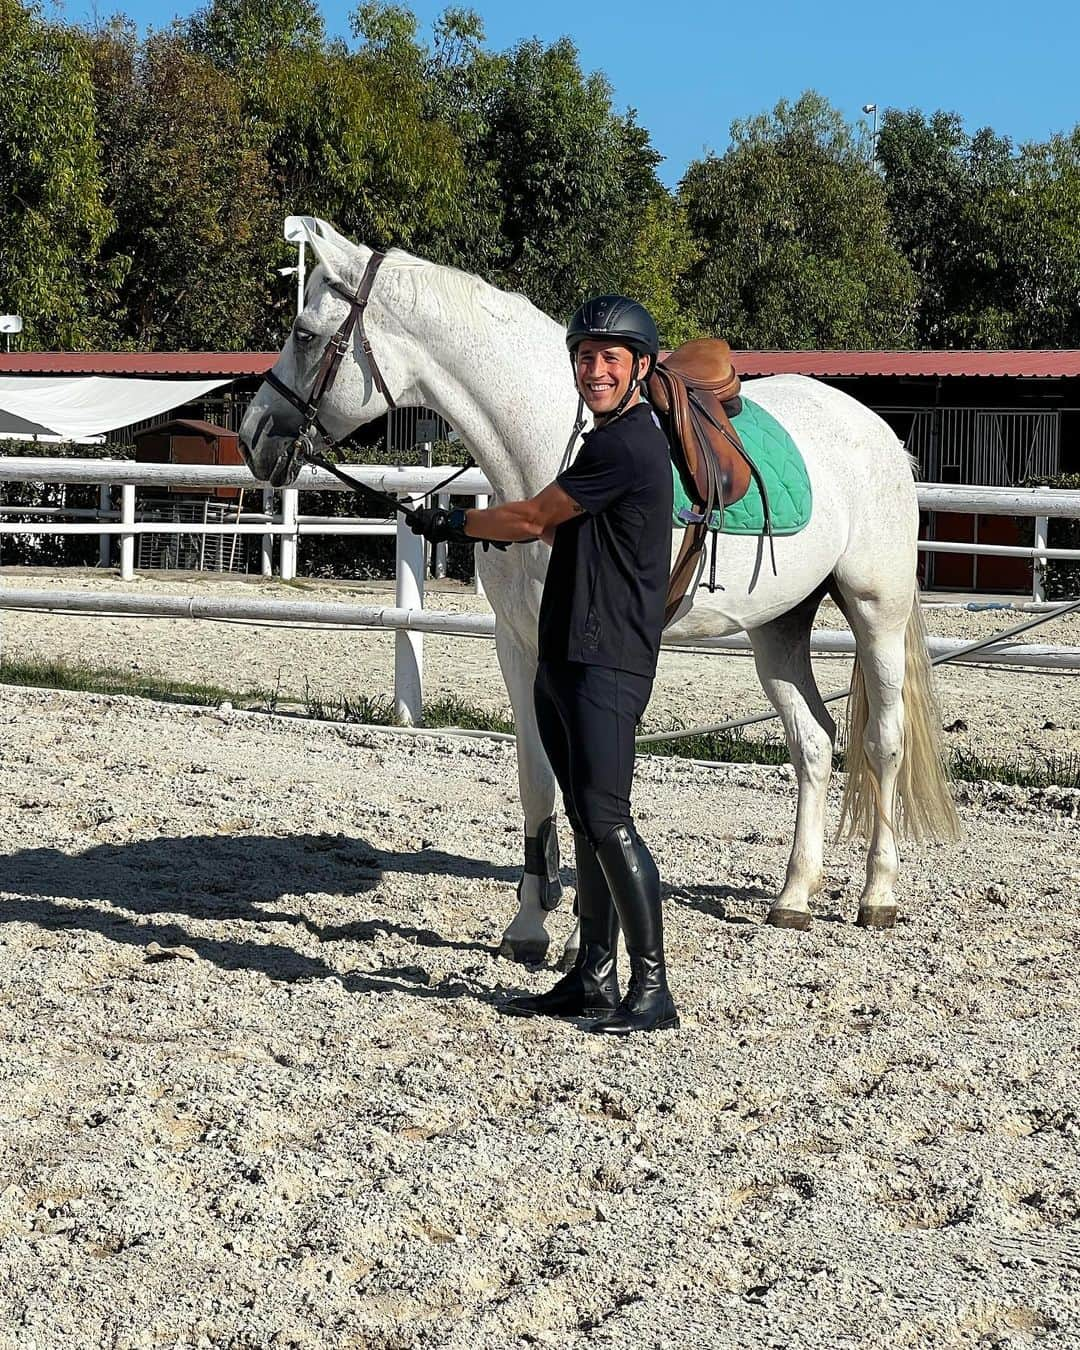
left=648, top=339, right=750, bottom=511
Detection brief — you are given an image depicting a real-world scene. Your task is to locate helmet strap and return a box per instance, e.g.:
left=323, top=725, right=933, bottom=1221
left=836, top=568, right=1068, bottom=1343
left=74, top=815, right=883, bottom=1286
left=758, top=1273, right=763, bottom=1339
left=560, top=392, right=587, bottom=473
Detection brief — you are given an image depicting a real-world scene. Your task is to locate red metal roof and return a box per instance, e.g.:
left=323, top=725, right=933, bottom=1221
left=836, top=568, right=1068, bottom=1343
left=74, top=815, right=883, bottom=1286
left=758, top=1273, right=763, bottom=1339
left=0, top=352, right=277, bottom=377
left=4, top=348, right=1080, bottom=380
left=734, top=350, right=1080, bottom=378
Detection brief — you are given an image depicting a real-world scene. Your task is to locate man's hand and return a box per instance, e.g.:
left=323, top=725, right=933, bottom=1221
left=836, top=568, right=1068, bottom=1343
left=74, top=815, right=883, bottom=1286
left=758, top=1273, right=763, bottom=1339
left=408, top=506, right=468, bottom=544
left=407, top=505, right=510, bottom=551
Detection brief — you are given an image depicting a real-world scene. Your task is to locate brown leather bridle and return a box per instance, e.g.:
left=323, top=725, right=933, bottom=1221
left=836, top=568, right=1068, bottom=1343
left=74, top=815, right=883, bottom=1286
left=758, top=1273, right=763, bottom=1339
left=263, top=249, right=396, bottom=457
left=260, top=248, right=475, bottom=520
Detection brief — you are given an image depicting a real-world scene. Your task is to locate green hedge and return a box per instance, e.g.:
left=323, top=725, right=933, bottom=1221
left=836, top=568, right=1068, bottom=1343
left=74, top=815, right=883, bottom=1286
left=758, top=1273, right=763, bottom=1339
left=0, top=441, right=127, bottom=567
left=1021, top=474, right=1080, bottom=600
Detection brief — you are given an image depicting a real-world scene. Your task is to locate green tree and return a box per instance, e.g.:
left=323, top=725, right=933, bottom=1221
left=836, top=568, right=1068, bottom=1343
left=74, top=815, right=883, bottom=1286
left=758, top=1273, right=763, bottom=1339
left=877, top=110, right=1018, bottom=346
left=420, top=17, right=697, bottom=334
left=185, top=0, right=324, bottom=72
left=678, top=92, right=916, bottom=348
left=87, top=24, right=279, bottom=350
left=881, top=110, right=1080, bottom=348
left=1008, top=131, right=1080, bottom=346
left=0, top=0, right=113, bottom=347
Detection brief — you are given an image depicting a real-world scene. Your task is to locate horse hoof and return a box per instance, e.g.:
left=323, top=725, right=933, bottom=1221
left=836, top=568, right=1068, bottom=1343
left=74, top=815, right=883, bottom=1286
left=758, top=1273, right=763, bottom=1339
left=766, top=907, right=812, bottom=931
left=498, top=938, right=549, bottom=964
left=856, top=905, right=897, bottom=930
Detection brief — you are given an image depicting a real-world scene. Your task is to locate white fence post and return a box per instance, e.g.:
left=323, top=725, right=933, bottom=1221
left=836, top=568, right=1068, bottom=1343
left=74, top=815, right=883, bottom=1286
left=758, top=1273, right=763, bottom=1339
left=474, top=492, right=488, bottom=597
left=1033, top=514, right=1049, bottom=603
left=394, top=500, right=425, bottom=725
left=261, top=488, right=274, bottom=577
left=98, top=484, right=111, bottom=568
left=119, top=483, right=135, bottom=580
left=279, top=487, right=298, bottom=580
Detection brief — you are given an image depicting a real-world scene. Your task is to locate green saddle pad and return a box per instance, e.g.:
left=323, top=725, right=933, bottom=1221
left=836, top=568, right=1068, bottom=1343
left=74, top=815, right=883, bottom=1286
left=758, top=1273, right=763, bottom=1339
left=671, top=396, right=812, bottom=536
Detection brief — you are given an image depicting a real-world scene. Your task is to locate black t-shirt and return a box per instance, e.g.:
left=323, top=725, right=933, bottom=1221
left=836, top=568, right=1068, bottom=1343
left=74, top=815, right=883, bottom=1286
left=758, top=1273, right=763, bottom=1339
left=538, top=401, right=673, bottom=677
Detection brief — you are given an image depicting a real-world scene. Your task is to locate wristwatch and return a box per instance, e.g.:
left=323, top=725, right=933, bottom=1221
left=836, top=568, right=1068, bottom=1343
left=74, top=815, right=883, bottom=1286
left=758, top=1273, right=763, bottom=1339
left=447, top=507, right=468, bottom=534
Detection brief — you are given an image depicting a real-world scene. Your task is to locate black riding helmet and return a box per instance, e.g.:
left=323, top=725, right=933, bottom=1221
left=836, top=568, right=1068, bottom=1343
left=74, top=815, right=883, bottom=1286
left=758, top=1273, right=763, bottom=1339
left=566, top=295, right=660, bottom=362
left=566, top=295, right=660, bottom=421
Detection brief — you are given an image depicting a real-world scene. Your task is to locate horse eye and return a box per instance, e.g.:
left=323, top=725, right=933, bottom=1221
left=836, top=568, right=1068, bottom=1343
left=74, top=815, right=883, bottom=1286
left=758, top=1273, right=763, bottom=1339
left=293, top=326, right=316, bottom=346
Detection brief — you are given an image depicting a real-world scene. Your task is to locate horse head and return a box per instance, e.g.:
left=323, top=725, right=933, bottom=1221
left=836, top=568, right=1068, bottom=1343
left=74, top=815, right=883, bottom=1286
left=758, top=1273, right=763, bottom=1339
left=239, top=217, right=411, bottom=486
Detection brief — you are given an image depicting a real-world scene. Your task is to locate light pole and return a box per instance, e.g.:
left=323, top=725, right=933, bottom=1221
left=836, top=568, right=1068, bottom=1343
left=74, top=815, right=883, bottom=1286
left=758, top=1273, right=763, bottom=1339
left=281, top=216, right=308, bottom=316
left=862, top=103, right=879, bottom=163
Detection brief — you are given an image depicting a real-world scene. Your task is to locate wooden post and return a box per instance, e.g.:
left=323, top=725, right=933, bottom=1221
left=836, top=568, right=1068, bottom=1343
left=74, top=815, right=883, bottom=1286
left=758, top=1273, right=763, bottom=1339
left=1033, top=514, right=1049, bottom=603
left=474, top=493, right=488, bottom=597
left=279, top=487, right=298, bottom=580
left=261, top=488, right=274, bottom=577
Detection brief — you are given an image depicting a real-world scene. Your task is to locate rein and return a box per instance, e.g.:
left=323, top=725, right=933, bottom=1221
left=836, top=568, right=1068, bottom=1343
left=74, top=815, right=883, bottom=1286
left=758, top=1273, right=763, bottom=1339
left=264, top=248, right=474, bottom=520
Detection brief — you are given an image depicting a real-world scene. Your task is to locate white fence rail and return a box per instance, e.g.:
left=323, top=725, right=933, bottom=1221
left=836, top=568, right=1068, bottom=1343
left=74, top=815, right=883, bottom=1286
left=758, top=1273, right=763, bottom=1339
left=4, top=460, right=1080, bottom=723
left=4, top=460, right=1080, bottom=580
left=4, top=588, right=1079, bottom=669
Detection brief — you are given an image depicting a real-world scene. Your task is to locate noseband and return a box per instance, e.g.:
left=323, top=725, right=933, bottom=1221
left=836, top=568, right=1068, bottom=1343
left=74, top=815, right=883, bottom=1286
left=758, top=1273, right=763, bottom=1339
left=263, top=249, right=396, bottom=457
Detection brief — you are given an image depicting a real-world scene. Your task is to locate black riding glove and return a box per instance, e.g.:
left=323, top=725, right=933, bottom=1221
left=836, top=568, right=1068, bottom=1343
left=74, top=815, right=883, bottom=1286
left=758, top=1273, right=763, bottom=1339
left=408, top=506, right=469, bottom=544
left=407, top=505, right=511, bottom=551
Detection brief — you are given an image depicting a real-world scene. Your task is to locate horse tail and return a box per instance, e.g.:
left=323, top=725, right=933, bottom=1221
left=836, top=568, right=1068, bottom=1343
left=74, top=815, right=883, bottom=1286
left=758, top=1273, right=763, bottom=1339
left=838, top=593, right=961, bottom=842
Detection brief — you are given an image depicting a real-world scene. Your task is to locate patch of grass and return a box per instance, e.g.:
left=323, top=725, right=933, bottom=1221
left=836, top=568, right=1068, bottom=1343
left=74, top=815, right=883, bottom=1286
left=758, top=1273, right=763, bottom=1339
left=639, top=724, right=791, bottom=764
left=303, top=686, right=396, bottom=724
left=946, top=747, right=1080, bottom=790
left=7, top=656, right=1080, bottom=789
left=424, top=694, right=516, bottom=735
left=302, top=685, right=516, bottom=735
left=0, top=654, right=251, bottom=708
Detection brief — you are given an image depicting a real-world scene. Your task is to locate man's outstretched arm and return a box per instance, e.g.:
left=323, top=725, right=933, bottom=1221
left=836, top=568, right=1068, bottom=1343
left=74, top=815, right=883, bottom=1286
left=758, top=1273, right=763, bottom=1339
left=460, top=483, right=583, bottom=544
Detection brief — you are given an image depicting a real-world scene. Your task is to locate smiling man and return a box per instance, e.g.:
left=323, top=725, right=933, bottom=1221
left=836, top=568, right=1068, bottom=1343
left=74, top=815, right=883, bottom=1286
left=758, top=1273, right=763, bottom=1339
left=409, top=296, right=677, bottom=1034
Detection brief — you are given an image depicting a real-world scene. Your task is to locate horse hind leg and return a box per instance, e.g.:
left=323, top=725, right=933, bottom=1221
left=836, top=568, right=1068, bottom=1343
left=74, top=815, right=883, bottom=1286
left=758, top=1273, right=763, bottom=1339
left=748, top=594, right=837, bottom=932
left=835, top=595, right=909, bottom=928
left=838, top=591, right=960, bottom=928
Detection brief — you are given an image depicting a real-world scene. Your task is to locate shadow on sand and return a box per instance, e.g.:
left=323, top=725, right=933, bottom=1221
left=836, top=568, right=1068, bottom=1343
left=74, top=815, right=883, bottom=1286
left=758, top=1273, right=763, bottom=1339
left=2, top=832, right=531, bottom=1003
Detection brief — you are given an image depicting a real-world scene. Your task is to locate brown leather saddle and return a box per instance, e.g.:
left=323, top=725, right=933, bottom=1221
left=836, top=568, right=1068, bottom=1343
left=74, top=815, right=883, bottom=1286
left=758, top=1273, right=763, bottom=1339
left=648, top=338, right=749, bottom=516
left=647, top=339, right=762, bottom=624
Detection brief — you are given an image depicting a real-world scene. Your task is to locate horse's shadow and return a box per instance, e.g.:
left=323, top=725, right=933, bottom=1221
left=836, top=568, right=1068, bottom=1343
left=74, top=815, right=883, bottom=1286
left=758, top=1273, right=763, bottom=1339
left=668, top=882, right=766, bottom=924
left=670, top=881, right=845, bottom=925
left=2, top=832, right=527, bottom=1002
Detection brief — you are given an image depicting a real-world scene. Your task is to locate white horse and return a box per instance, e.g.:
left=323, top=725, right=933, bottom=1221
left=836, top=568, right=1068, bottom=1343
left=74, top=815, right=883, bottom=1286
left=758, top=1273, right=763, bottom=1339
left=239, top=218, right=958, bottom=962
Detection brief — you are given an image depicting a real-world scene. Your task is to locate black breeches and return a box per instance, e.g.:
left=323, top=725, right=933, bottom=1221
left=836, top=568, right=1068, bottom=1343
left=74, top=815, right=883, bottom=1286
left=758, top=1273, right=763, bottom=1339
left=533, top=660, right=653, bottom=847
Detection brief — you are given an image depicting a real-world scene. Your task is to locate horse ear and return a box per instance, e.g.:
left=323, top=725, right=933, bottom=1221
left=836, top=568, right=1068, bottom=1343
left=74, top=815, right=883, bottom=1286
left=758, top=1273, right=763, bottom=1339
left=297, top=217, right=372, bottom=286
left=294, top=217, right=344, bottom=277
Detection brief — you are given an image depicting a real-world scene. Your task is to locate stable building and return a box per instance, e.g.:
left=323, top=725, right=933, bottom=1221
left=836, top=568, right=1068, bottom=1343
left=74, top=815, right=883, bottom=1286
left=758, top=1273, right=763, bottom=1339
left=4, top=347, right=1078, bottom=594
left=736, top=350, right=1080, bottom=592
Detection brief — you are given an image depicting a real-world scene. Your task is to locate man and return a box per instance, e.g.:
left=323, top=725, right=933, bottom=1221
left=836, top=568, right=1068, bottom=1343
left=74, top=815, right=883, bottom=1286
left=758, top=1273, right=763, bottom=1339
left=409, top=296, right=677, bottom=1034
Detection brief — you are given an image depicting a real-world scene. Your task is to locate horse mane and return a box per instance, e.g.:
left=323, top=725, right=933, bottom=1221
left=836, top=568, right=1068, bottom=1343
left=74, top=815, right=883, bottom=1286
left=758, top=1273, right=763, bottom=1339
left=380, top=249, right=557, bottom=335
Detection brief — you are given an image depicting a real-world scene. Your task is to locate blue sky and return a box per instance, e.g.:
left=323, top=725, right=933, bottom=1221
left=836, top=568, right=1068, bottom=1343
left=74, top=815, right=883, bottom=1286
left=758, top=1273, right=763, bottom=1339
left=60, top=0, right=1080, bottom=187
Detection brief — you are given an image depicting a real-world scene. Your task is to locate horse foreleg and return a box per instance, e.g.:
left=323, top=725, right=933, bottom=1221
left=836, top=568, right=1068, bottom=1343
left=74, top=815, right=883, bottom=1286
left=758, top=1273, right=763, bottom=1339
left=749, top=603, right=836, bottom=931
left=493, top=623, right=567, bottom=963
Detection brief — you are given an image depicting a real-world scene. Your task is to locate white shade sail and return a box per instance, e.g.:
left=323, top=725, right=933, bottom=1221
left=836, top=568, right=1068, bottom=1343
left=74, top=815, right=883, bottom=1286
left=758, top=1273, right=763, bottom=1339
left=0, top=376, right=231, bottom=438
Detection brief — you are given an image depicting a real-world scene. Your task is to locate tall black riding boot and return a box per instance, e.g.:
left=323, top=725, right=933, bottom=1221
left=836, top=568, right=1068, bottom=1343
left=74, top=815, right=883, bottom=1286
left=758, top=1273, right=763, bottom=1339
left=589, top=825, right=679, bottom=1034
left=500, top=831, right=620, bottom=1019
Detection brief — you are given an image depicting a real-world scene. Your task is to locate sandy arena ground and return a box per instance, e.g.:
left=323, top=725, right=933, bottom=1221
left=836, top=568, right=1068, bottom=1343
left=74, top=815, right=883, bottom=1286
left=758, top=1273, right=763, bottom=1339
left=1, top=571, right=1080, bottom=1347
left=3, top=568, right=1080, bottom=765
